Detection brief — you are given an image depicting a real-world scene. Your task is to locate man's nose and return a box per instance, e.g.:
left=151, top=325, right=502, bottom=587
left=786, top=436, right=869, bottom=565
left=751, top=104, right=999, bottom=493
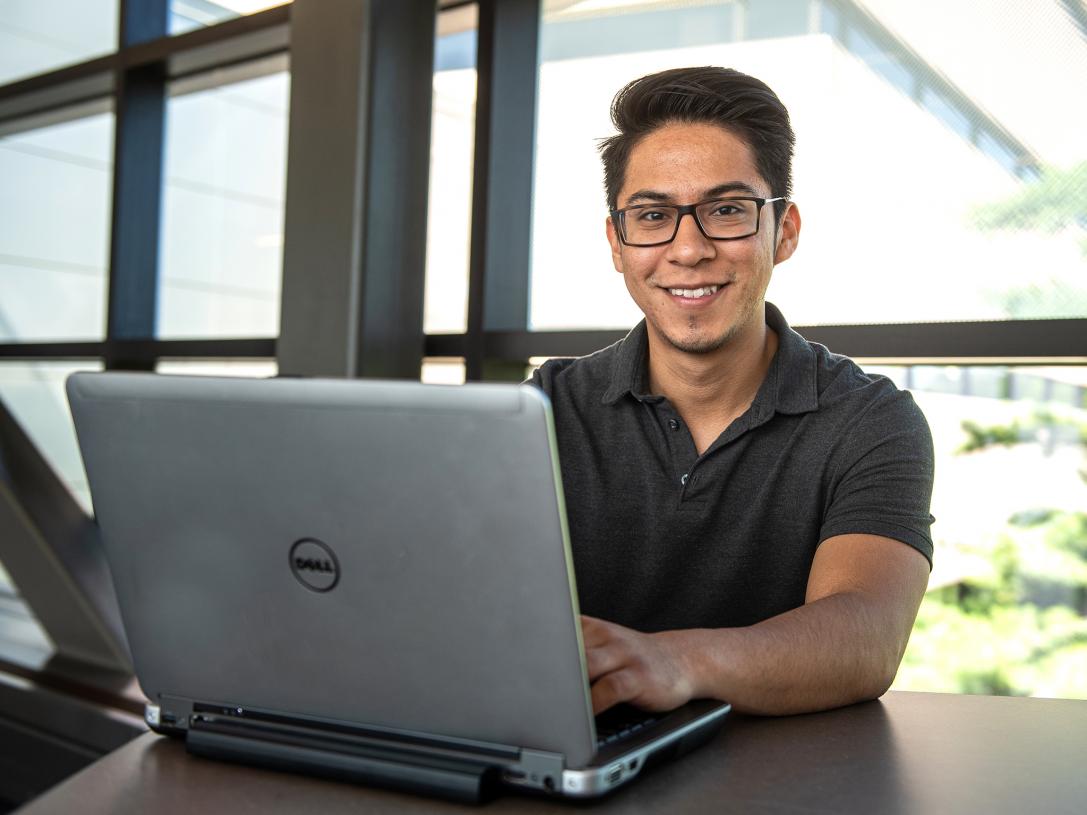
left=666, top=211, right=715, bottom=264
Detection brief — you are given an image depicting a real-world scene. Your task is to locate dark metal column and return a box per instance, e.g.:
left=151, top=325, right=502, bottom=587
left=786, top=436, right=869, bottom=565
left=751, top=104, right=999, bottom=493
left=105, top=0, right=169, bottom=367
left=465, top=0, right=540, bottom=381
left=278, top=0, right=436, bottom=379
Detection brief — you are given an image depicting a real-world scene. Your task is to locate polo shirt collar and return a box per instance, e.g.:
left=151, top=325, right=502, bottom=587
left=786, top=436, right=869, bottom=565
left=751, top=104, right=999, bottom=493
left=601, top=302, right=819, bottom=416
left=602, top=321, right=652, bottom=405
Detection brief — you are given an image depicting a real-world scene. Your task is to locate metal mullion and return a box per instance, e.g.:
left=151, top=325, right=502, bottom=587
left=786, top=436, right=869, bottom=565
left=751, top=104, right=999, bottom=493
left=425, top=334, right=467, bottom=359
left=0, top=59, right=116, bottom=127
left=105, top=82, right=166, bottom=366
left=120, top=0, right=169, bottom=46
left=140, top=338, right=277, bottom=360
left=464, top=0, right=540, bottom=382
left=355, top=1, right=436, bottom=379
left=0, top=5, right=289, bottom=128
left=0, top=343, right=107, bottom=361
left=155, top=10, right=291, bottom=82
left=799, top=318, right=1087, bottom=361
left=464, top=0, right=495, bottom=381
left=0, top=339, right=275, bottom=363
left=424, top=317, right=1087, bottom=363
left=119, top=2, right=289, bottom=74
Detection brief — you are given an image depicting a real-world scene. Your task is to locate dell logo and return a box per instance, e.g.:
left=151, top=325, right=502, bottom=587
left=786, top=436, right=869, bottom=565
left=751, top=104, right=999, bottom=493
left=294, top=557, right=334, bottom=573
left=289, top=538, right=340, bottom=592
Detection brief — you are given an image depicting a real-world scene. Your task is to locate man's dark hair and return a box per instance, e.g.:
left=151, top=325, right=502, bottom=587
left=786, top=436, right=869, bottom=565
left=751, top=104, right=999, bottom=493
left=599, top=66, right=795, bottom=222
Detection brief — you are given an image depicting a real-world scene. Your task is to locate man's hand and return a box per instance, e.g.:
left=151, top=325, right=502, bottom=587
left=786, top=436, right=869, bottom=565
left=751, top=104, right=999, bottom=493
left=579, top=536, right=930, bottom=717
left=581, top=615, right=697, bottom=714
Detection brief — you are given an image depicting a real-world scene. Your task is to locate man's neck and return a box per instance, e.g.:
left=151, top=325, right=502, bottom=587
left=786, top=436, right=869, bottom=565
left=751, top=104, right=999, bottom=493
left=646, top=312, right=778, bottom=453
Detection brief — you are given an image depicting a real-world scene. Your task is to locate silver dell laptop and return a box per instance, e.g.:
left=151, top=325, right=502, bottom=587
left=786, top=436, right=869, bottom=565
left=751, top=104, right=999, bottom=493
left=66, top=372, right=730, bottom=803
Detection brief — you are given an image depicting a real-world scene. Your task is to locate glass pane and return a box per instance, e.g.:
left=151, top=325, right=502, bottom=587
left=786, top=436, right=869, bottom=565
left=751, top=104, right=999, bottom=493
left=424, top=5, right=477, bottom=335
left=0, top=559, right=54, bottom=666
left=0, top=360, right=104, bottom=513
left=158, top=56, right=289, bottom=339
left=863, top=363, right=1087, bottom=700
left=155, top=358, right=277, bottom=377
left=0, top=105, right=113, bottom=341
left=530, top=0, right=1087, bottom=329
left=0, top=0, right=118, bottom=85
left=170, top=0, right=289, bottom=36
left=421, top=358, right=466, bottom=385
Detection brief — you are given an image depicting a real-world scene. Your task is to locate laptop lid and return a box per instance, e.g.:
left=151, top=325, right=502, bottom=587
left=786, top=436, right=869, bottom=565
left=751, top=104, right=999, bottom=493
left=66, top=372, right=598, bottom=768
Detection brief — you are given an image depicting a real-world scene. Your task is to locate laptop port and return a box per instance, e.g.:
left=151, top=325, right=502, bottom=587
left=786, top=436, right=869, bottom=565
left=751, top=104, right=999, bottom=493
left=606, top=764, right=623, bottom=785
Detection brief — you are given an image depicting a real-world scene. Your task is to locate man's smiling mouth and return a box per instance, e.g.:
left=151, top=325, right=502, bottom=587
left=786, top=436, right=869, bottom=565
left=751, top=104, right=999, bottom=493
left=665, top=284, right=725, bottom=299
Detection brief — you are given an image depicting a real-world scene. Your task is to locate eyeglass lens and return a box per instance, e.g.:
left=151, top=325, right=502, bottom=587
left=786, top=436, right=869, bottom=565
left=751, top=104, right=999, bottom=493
left=622, top=198, right=761, bottom=244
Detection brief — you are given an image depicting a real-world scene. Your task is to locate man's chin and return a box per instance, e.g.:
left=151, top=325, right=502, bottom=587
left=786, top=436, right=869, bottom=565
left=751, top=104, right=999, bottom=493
left=659, top=328, right=734, bottom=355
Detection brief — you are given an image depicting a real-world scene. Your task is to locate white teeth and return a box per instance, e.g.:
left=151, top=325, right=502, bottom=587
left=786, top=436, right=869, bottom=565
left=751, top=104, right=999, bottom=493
left=668, top=285, right=720, bottom=298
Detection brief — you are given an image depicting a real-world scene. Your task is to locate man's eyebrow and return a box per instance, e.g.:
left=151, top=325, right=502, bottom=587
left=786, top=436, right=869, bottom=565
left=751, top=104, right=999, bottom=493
left=622, top=181, right=762, bottom=207
left=705, top=181, right=761, bottom=198
left=622, top=189, right=672, bottom=206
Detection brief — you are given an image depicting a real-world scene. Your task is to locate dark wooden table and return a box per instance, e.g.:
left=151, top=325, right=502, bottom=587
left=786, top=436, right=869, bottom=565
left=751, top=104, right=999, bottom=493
left=17, top=691, right=1087, bottom=814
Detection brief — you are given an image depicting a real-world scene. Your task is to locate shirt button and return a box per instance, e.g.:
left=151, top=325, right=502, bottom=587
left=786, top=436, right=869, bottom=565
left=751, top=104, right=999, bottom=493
left=680, top=473, right=689, bottom=485
left=668, top=419, right=680, bottom=431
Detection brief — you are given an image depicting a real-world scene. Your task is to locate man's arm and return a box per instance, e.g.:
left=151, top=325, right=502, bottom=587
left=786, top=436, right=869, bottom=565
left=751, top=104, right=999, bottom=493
left=583, top=533, right=930, bottom=715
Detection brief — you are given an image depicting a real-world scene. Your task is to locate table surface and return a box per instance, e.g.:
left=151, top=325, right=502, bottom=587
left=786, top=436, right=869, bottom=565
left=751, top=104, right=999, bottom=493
left=17, top=690, right=1087, bottom=814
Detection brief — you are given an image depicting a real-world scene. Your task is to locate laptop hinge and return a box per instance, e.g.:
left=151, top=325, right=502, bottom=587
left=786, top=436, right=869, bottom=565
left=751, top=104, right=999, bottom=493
left=186, top=711, right=505, bottom=803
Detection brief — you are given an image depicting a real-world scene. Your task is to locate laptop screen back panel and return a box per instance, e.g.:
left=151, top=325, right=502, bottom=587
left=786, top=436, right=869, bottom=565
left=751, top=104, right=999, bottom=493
left=67, top=373, right=597, bottom=768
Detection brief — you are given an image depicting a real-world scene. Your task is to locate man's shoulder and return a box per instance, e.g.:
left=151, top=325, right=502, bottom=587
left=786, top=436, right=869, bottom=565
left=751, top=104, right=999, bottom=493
left=807, top=341, right=928, bottom=433
left=527, top=338, right=625, bottom=399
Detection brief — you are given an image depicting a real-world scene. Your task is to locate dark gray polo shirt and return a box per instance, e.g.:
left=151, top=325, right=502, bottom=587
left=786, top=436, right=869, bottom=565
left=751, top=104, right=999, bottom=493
left=529, top=303, right=934, bottom=633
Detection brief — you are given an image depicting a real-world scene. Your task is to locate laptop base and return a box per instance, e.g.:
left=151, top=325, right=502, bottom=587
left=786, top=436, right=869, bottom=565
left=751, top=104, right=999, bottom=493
left=184, top=711, right=505, bottom=804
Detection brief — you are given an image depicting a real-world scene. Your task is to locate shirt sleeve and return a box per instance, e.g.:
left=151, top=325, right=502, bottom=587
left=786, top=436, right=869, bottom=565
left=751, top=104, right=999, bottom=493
left=818, top=388, right=936, bottom=567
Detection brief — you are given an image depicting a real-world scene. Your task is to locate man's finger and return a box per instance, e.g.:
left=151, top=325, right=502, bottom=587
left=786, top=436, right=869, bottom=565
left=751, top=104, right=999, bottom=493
left=579, top=615, right=617, bottom=648
left=590, top=668, right=638, bottom=715
left=584, top=643, right=626, bottom=680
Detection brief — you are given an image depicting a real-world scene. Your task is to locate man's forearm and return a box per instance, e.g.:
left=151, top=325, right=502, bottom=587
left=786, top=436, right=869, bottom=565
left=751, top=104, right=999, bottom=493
left=669, top=591, right=908, bottom=715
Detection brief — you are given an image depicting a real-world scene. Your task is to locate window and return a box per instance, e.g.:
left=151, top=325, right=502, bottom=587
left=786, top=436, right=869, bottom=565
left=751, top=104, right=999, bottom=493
left=889, top=364, right=1087, bottom=699
left=0, top=0, right=118, bottom=85
left=0, top=105, right=113, bottom=342
left=529, top=0, right=1087, bottom=329
left=421, top=357, right=467, bottom=385
left=424, top=5, right=478, bottom=335
left=170, top=0, right=290, bottom=36
left=0, top=360, right=104, bottom=512
left=155, top=358, right=277, bottom=377
left=158, top=57, right=289, bottom=338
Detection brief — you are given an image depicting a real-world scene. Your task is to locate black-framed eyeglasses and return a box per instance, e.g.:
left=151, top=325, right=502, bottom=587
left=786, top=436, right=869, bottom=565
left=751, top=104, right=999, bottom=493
left=610, top=196, right=785, bottom=247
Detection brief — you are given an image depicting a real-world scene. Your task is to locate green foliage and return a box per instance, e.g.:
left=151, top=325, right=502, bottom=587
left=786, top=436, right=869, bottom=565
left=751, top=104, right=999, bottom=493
left=972, top=162, right=1087, bottom=316
left=957, top=668, right=1020, bottom=697
left=957, top=411, right=1087, bottom=454
left=895, top=407, right=1087, bottom=698
left=1044, top=511, right=1087, bottom=560
left=987, top=279, right=1087, bottom=320
left=1009, top=508, right=1058, bottom=527
left=972, top=161, right=1087, bottom=254
left=896, top=595, right=1087, bottom=699
left=958, top=418, right=1022, bottom=453
left=957, top=537, right=1020, bottom=615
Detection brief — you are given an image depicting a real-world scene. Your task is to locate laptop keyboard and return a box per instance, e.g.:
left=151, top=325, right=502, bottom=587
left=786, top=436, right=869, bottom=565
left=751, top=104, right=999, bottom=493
left=594, top=704, right=660, bottom=748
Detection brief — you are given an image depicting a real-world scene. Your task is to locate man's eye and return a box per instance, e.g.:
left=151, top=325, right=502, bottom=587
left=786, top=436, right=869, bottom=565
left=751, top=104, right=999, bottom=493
left=635, top=209, right=674, bottom=226
left=710, top=204, right=742, bottom=217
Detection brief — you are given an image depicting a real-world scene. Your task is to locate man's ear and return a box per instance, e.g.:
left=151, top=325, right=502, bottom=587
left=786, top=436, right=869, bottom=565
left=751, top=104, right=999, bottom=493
left=773, top=202, right=801, bottom=265
left=605, top=215, right=624, bottom=273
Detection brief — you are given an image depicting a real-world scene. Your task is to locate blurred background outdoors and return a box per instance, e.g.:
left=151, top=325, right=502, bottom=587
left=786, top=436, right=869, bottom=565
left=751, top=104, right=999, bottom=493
left=1, top=0, right=1085, bottom=699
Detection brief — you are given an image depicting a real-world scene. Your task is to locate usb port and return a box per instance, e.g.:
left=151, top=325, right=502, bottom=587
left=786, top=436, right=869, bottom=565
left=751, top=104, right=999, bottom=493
left=606, top=764, right=622, bottom=785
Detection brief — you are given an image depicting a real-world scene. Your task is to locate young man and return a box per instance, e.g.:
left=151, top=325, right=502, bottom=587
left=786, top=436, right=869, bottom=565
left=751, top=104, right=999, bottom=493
left=529, top=67, right=934, bottom=716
